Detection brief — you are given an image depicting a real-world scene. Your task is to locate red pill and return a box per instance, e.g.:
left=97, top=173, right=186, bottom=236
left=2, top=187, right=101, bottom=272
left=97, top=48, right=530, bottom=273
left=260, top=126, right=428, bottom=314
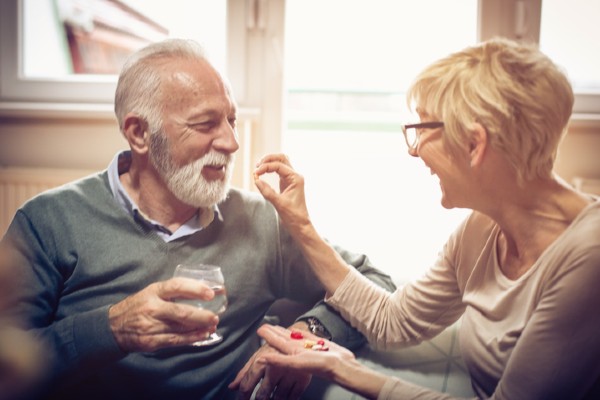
left=290, top=331, right=304, bottom=339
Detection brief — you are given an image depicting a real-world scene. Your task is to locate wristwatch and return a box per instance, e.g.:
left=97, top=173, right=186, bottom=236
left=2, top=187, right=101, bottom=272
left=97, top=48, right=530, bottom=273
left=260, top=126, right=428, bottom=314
left=304, top=317, right=332, bottom=340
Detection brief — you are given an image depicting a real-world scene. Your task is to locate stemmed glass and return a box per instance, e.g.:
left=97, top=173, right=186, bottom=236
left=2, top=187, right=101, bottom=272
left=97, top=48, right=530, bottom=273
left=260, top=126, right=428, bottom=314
left=172, top=263, right=228, bottom=346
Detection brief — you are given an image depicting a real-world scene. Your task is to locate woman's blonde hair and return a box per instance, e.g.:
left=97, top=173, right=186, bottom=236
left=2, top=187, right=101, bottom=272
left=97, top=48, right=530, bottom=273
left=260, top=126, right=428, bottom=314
left=407, top=37, right=574, bottom=182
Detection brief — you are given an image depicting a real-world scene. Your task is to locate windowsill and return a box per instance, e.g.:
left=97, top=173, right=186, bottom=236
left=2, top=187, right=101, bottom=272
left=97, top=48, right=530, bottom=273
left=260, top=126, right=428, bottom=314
left=0, top=101, right=115, bottom=120
left=0, top=101, right=261, bottom=122
left=570, top=113, right=600, bottom=130
left=1, top=100, right=598, bottom=132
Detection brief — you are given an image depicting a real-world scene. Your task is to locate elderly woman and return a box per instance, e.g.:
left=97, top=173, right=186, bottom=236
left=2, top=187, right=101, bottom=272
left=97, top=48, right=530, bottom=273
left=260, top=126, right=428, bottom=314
left=253, top=38, right=600, bottom=399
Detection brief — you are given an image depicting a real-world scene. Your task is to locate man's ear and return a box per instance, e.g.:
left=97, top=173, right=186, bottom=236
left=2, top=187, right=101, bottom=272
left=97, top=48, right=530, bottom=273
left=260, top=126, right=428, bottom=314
left=122, top=113, right=149, bottom=155
left=468, top=122, right=488, bottom=168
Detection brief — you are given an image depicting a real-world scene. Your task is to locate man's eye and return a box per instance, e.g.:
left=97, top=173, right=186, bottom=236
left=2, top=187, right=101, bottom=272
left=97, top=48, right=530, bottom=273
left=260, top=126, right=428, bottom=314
left=191, top=122, right=215, bottom=131
left=228, top=117, right=237, bottom=128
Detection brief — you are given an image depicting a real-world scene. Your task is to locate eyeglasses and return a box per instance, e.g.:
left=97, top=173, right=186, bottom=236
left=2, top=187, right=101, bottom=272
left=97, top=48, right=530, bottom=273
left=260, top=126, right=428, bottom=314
left=401, top=121, right=444, bottom=151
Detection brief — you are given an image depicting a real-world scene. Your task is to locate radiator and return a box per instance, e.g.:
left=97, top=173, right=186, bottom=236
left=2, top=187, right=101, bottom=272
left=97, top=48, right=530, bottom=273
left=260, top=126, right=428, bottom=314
left=0, top=167, right=94, bottom=236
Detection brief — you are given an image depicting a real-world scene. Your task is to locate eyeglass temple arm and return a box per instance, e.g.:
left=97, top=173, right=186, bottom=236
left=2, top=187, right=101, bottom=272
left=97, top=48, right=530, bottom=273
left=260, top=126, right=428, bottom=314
left=403, top=121, right=444, bottom=129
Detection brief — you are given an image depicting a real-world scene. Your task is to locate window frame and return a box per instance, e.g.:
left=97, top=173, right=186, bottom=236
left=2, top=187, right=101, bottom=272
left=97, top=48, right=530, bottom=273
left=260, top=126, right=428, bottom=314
left=1, top=0, right=599, bottom=122
left=0, top=0, right=117, bottom=113
left=0, top=0, right=251, bottom=119
left=478, top=0, right=600, bottom=121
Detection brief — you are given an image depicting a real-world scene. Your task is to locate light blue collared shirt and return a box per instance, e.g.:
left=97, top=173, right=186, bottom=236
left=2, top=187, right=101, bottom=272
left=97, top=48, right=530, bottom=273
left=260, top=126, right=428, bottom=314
left=107, top=151, right=218, bottom=242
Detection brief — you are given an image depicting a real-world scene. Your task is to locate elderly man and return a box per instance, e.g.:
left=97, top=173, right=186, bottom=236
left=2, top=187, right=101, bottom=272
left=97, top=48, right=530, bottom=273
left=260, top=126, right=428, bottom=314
left=0, top=39, right=394, bottom=399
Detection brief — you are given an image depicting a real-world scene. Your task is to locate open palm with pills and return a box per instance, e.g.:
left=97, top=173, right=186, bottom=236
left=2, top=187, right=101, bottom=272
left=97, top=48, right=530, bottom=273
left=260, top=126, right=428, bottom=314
left=256, top=324, right=356, bottom=381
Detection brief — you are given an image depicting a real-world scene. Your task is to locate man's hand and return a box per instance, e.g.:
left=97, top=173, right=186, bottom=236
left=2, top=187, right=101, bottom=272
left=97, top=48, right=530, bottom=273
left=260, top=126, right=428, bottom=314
left=108, top=277, right=220, bottom=352
left=229, top=322, right=313, bottom=400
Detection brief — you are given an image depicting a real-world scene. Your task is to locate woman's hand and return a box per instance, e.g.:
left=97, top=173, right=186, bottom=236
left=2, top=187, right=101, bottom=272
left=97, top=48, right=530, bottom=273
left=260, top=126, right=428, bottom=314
left=253, top=154, right=311, bottom=233
left=256, top=324, right=387, bottom=400
left=255, top=324, right=356, bottom=381
left=254, top=154, right=352, bottom=296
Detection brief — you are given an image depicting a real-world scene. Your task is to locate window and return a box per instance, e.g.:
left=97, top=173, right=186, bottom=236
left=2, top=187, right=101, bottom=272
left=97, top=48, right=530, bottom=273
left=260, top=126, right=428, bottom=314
left=0, top=0, right=227, bottom=108
left=282, top=0, right=600, bottom=284
left=539, top=0, right=600, bottom=114
left=283, top=0, right=477, bottom=284
left=23, top=0, right=226, bottom=78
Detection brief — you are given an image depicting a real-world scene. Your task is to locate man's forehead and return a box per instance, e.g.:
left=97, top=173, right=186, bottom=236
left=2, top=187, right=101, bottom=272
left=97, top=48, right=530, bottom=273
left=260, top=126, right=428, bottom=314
left=170, top=70, right=198, bottom=87
left=157, top=59, right=237, bottom=112
left=165, top=69, right=221, bottom=92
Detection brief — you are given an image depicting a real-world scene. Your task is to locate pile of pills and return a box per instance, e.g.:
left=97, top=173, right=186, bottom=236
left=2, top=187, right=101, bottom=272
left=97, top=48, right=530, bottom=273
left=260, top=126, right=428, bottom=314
left=290, top=331, right=330, bottom=351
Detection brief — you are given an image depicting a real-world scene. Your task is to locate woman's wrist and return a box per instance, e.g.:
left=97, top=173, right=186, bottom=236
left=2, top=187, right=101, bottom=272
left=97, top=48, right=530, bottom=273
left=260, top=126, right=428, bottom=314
left=334, top=357, right=386, bottom=400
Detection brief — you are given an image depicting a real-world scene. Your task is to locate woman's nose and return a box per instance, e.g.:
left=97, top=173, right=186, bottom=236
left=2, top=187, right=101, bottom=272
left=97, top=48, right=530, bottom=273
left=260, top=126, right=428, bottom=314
left=408, top=146, right=419, bottom=158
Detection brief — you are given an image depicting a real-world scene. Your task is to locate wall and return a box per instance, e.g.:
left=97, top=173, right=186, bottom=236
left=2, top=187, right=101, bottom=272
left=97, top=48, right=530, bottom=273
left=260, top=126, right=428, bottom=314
left=0, top=115, right=125, bottom=172
left=555, top=120, right=600, bottom=188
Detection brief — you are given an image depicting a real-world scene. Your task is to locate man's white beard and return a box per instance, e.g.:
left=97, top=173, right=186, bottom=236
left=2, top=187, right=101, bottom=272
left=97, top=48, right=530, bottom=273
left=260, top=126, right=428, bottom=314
left=166, top=151, right=233, bottom=208
left=149, top=133, right=233, bottom=208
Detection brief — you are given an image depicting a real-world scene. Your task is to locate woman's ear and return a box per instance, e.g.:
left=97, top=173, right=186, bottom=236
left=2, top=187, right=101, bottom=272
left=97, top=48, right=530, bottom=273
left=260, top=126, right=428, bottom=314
left=469, top=122, right=487, bottom=168
left=122, top=113, right=149, bottom=155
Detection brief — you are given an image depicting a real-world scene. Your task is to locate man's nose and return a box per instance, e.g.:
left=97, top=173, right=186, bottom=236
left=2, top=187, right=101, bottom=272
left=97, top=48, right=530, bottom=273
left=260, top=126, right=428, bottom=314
left=213, top=122, right=240, bottom=154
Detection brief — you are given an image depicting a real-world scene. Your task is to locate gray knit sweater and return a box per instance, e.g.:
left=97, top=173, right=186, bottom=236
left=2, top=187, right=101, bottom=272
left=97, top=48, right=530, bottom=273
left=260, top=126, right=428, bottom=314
left=3, top=171, right=395, bottom=399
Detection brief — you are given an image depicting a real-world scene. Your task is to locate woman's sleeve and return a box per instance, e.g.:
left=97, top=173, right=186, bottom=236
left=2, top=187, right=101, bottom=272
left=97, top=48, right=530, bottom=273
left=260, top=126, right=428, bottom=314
left=378, top=376, right=473, bottom=400
left=325, top=218, right=470, bottom=350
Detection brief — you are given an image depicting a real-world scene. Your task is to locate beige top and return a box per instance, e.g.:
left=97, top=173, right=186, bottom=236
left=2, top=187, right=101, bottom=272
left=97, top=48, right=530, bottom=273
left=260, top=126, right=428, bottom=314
left=327, top=201, right=600, bottom=399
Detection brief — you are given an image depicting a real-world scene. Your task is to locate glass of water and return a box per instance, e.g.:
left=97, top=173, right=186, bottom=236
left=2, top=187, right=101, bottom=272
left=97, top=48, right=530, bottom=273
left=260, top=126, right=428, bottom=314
left=173, top=263, right=227, bottom=346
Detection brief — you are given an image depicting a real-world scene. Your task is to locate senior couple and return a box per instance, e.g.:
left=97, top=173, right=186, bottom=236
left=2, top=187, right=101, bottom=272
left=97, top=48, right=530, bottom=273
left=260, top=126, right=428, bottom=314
left=1, top=37, right=598, bottom=400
